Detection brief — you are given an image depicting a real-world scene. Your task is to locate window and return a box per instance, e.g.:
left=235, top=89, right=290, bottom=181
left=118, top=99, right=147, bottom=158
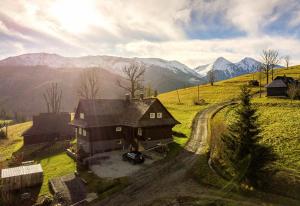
left=79, top=127, right=82, bottom=135
left=75, top=128, right=78, bottom=136
left=116, top=126, right=122, bottom=132
left=138, top=128, right=143, bottom=136
left=83, top=129, right=87, bottom=136
left=150, top=113, right=155, bottom=119
left=157, top=112, right=162, bottom=118
left=80, top=113, right=84, bottom=119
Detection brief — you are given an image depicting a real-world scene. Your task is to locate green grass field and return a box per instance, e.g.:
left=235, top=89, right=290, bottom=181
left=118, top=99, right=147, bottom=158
left=159, top=65, right=300, bottom=173
left=211, top=96, right=300, bottom=172
left=0, top=122, right=32, bottom=163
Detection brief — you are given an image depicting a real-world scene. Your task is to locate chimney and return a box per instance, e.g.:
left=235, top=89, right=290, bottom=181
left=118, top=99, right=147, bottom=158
left=139, top=93, right=144, bottom=100
left=125, top=94, right=130, bottom=102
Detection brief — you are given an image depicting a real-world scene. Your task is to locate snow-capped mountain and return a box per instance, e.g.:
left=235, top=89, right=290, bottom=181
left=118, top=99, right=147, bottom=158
left=0, top=53, right=204, bottom=92
left=194, top=57, right=262, bottom=81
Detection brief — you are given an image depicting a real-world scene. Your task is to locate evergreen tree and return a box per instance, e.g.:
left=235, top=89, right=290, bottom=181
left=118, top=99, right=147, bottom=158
left=221, top=85, right=276, bottom=187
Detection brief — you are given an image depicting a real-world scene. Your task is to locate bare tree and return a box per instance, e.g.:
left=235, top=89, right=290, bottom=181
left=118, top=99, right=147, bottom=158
left=43, top=83, right=62, bottom=113
left=117, top=62, right=146, bottom=98
left=284, top=55, right=290, bottom=70
left=208, top=68, right=215, bottom=86
left=261, top=49, right=280, bottom=84
left=287, top=83, right=298, bottom=102
left=77, top=68, right=101, bottom=100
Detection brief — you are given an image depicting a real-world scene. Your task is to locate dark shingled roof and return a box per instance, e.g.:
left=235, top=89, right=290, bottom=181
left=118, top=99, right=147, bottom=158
left=23, top=113, right=73, bottom=136
left=265, top=79, right=287, bottom=88
left=71, top=98, right=179, bottom=128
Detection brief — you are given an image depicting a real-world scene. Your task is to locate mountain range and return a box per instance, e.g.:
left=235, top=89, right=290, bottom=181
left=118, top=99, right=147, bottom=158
left=0, top=53, right=268, bottom=116
left=195, top=57, right=262, bottom=81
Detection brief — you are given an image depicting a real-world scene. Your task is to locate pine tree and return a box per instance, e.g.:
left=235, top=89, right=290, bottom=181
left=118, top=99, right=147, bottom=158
left=221, top=85, right=276, bottom=187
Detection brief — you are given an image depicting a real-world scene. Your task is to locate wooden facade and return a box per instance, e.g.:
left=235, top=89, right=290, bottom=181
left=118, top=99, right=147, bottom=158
left=71, top=97, right=179, bottom=159
left=1, top=164, right=43, bottom=191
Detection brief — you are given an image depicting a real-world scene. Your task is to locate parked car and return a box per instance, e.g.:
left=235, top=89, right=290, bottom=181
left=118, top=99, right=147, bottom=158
left=122, top=151, right=145, bottom=164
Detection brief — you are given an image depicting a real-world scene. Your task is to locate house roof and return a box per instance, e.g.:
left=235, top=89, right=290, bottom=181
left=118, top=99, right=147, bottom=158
left=71, top=98, right=179, bottom=128
left=23, top=112, right=73, bottom=136
left=1, top=164, right=43, bottom=178
left=274, top=76, right=295, bottom=84
left=265, top=79, right=287, bottom=88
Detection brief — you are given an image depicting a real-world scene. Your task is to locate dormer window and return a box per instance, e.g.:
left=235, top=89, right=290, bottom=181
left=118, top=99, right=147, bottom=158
left=157, top=112, right=162, bottom=118
left=80, top=113, right=84, bottom=119
left=150, top=113, right=155, bottom=119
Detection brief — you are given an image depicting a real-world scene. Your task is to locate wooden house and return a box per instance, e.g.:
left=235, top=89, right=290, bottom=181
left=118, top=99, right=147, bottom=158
left=265, top=76, right=297, bottom=96
left=70, top=95, right=179, bottom=159
left=22, top=112, right=74, bottom=145
left=1, top=164, right=43, bottom=191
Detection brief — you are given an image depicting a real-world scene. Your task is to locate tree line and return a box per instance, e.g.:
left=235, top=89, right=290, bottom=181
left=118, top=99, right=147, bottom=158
left=41, top=61, right=158, bottom=114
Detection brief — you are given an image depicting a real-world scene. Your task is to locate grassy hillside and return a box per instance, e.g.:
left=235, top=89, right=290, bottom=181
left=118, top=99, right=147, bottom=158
left=0, top=122, right=32, bottom=163
left=159, top=65, right=300, bottom=167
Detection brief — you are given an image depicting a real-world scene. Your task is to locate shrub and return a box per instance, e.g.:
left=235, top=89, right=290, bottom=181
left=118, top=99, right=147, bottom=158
left=193, top=98, right=206, bottom=105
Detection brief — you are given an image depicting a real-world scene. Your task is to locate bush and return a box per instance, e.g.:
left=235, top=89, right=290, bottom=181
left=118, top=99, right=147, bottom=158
left=193, top=98, right=206, bottom=105
left=0, top=129, right=6, bottom=139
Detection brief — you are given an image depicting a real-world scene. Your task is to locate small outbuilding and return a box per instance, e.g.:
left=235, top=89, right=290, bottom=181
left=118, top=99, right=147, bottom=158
left=248, top=80, right=259, bottom=86
left=1, top=164, right=43, bottom=191
left=265, top=75, right=297, bottom=97
left=23, top=112, right=74, bottom=145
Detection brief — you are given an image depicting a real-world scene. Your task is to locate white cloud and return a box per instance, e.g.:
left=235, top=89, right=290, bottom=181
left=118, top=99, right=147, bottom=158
left=115, top=36, right=300, bottom=67
left=0, top=0, right=300, bottom=68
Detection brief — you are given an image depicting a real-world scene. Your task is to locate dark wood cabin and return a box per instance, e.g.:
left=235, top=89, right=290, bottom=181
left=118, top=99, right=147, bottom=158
left=265, top=76, right=297, bottom=97
left=248, top=80, right=259, bottom=87
left=23, top=113, right=74, bottom=145
left=70, top=95, right=180, bottom=159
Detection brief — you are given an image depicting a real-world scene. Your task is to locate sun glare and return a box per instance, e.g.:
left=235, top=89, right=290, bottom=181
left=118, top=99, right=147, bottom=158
left=49, top=0, right=106, bottom=33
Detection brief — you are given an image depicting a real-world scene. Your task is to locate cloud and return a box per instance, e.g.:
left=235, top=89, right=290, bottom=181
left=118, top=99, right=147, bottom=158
left=114, top=36, right=300, bottom=67
left=0, top=0, right=300, bottom=67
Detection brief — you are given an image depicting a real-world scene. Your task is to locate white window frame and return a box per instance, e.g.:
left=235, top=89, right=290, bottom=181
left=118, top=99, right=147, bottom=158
left=138, top=128, right=143, bottom=136
left=157, top=112, right=162, bottom=118
left=83, top=129, right=87, bottom=136
left=79, top=127, right=82, bottom=135
left=116, top=126, right=122, bottom=132
left=150, top=112, right=155, bottom=119
left=80, top=113, right=84, bottom=119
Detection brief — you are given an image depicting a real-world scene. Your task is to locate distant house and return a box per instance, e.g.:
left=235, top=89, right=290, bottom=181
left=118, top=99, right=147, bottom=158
left=70, top=95, right=179, bottom=159
left=248, top=80, right=259, bottom=87
left=265, top=76, right=298, bottom=97
left=23, top=113, right=74, bottom=145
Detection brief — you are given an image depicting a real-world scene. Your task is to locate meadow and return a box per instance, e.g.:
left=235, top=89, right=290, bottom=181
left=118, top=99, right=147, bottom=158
left=159, top=65, right=300, bottom=175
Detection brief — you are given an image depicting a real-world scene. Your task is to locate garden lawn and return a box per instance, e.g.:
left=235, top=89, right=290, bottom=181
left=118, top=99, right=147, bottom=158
left=39, top=152, right=76, bottom=196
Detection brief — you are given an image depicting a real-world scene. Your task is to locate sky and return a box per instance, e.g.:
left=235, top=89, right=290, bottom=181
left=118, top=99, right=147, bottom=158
left=1, top=0, right=300, bottom=68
